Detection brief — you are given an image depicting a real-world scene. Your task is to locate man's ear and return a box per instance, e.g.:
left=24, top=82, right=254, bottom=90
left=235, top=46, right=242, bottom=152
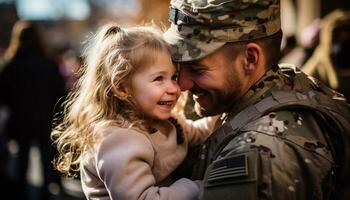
left=244, top=43, right=261, bottom=75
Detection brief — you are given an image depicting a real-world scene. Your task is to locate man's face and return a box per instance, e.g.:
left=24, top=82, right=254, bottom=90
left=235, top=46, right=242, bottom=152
left=178, top=48, right=243, bottom=116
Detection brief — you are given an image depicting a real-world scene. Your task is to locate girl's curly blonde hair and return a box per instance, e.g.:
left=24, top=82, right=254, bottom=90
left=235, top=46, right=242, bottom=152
left=51, top=23, right=172, bottom=177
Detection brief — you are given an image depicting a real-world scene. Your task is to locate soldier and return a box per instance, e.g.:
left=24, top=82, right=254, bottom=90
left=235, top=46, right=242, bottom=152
left=164, top=0, right=350, bottom=199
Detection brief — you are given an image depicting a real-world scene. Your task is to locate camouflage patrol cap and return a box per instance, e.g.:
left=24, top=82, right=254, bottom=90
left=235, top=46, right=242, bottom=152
left=164, top=0, right=281, bottom=62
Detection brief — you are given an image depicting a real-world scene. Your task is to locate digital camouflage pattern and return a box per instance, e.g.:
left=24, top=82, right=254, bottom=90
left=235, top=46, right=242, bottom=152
left=164, top=0, right=281, bottom=62
left=200, top=64, right=350, bottom=199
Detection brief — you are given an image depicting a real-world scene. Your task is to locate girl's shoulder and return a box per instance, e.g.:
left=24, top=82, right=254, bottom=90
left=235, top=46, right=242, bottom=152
left=95, top=125, right=155, bottom=158
left=101, top=125, right=151, bottom=143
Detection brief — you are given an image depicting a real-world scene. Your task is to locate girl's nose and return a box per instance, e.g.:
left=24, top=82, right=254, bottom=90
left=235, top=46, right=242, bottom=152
left=167, top=81, right=180, bottom=94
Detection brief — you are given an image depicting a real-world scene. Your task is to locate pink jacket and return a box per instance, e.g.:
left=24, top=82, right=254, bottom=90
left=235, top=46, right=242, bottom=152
left=80, top=115, right=218, bottom=200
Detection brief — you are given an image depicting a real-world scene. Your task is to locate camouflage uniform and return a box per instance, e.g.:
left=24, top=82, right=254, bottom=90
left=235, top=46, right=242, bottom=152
left=164, top=0, right=350, bottom=199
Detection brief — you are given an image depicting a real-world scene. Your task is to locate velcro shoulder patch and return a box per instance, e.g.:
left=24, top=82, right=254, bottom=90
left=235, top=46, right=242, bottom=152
left=208, top=154, right=248, bottom=182
left=201, top=151, right=259, bottom=199
left=204, top=150, right=258, bottom=188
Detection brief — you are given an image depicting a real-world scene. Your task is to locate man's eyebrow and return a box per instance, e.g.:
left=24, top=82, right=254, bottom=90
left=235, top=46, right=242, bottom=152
left=182, top=62, right=205, bottom=68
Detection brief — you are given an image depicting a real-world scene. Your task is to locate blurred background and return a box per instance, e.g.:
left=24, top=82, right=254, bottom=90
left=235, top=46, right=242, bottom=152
left=0, top=0, right=349, bottom=200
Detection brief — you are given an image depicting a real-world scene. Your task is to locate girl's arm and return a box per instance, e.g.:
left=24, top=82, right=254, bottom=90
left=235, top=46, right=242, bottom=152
left=94, top=127, right=200, bottom=200
left=172, top=112, right=220, bottom=146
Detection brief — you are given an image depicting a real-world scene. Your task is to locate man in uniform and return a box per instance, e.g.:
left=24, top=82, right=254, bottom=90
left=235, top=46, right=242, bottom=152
left=164, top=0, right=350, bottom=199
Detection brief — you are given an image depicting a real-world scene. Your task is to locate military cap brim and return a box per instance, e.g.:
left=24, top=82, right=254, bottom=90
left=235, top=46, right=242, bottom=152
left=164, top=24, right=225, bottom=62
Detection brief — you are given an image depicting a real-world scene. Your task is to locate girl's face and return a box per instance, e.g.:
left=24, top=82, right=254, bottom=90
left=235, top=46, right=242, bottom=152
left=130, top=52, right=180, bottom=121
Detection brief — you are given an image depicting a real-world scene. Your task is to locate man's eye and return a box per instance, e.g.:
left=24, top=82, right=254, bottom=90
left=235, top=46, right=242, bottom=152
left=189, top=65, right=204, bottom=74
left=154, top=76, right=163, bottom=82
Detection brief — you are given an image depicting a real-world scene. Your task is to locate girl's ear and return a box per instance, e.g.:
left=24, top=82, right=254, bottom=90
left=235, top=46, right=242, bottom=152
left=244, top=43, right=260, bottom=75
left=113, top=84, right=131, bottom=100
left=114, top=90, right=128, bottom=100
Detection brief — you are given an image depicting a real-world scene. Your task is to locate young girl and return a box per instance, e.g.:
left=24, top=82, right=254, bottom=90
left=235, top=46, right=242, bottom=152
left=51, top=24, right=217, bottom=200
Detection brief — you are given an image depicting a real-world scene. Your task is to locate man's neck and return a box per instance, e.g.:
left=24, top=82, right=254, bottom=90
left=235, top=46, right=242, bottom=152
left=225, top=65, right=282, bottom=120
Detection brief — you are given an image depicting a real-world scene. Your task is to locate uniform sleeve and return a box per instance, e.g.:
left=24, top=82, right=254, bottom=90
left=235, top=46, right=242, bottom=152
left=173, top=112, right=219, bottom=146
left=95, top=128, right=200, bottom=200
left=202, top=109, right=334, bottom=200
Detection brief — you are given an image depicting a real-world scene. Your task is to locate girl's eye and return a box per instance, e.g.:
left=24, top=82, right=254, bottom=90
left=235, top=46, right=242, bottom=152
left=154, top=76, right=163, bottom=82
left=171, top=74, right=178, bottom=81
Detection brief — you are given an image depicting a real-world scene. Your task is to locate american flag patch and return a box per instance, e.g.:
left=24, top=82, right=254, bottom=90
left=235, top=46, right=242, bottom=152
left=208, top=154, right=248, bottom=182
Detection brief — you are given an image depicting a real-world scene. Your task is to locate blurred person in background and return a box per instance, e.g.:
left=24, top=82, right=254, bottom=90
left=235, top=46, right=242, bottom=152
left=302, top=9, right=350, bottom=100
left=0, top=21, right=66, bottom=200
left=53, top=46, right=81, bottom=92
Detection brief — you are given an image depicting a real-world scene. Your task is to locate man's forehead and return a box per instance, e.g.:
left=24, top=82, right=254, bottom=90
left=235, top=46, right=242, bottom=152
left=178, top=61, right=203, bottom=68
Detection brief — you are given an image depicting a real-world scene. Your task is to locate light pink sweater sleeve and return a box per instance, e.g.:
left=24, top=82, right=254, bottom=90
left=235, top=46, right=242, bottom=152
left=94, top=127, right=200, bottom=200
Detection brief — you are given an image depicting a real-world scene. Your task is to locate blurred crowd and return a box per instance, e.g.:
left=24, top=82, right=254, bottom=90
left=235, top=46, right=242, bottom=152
left=0, top=20, right=79, bottom=200
left=0, top=0, right=349, bottom=200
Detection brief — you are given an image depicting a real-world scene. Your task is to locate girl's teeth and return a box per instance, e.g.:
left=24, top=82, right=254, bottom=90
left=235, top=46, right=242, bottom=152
left=159, top=101, right=171, bottom=105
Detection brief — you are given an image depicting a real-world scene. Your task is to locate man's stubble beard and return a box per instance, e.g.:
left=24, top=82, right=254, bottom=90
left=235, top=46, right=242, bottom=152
left=194, top=70, right=242, bottom=117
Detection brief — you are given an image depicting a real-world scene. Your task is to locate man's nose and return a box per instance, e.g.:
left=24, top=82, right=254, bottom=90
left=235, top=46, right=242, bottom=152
left=178, top=67, right=194, bottom=91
